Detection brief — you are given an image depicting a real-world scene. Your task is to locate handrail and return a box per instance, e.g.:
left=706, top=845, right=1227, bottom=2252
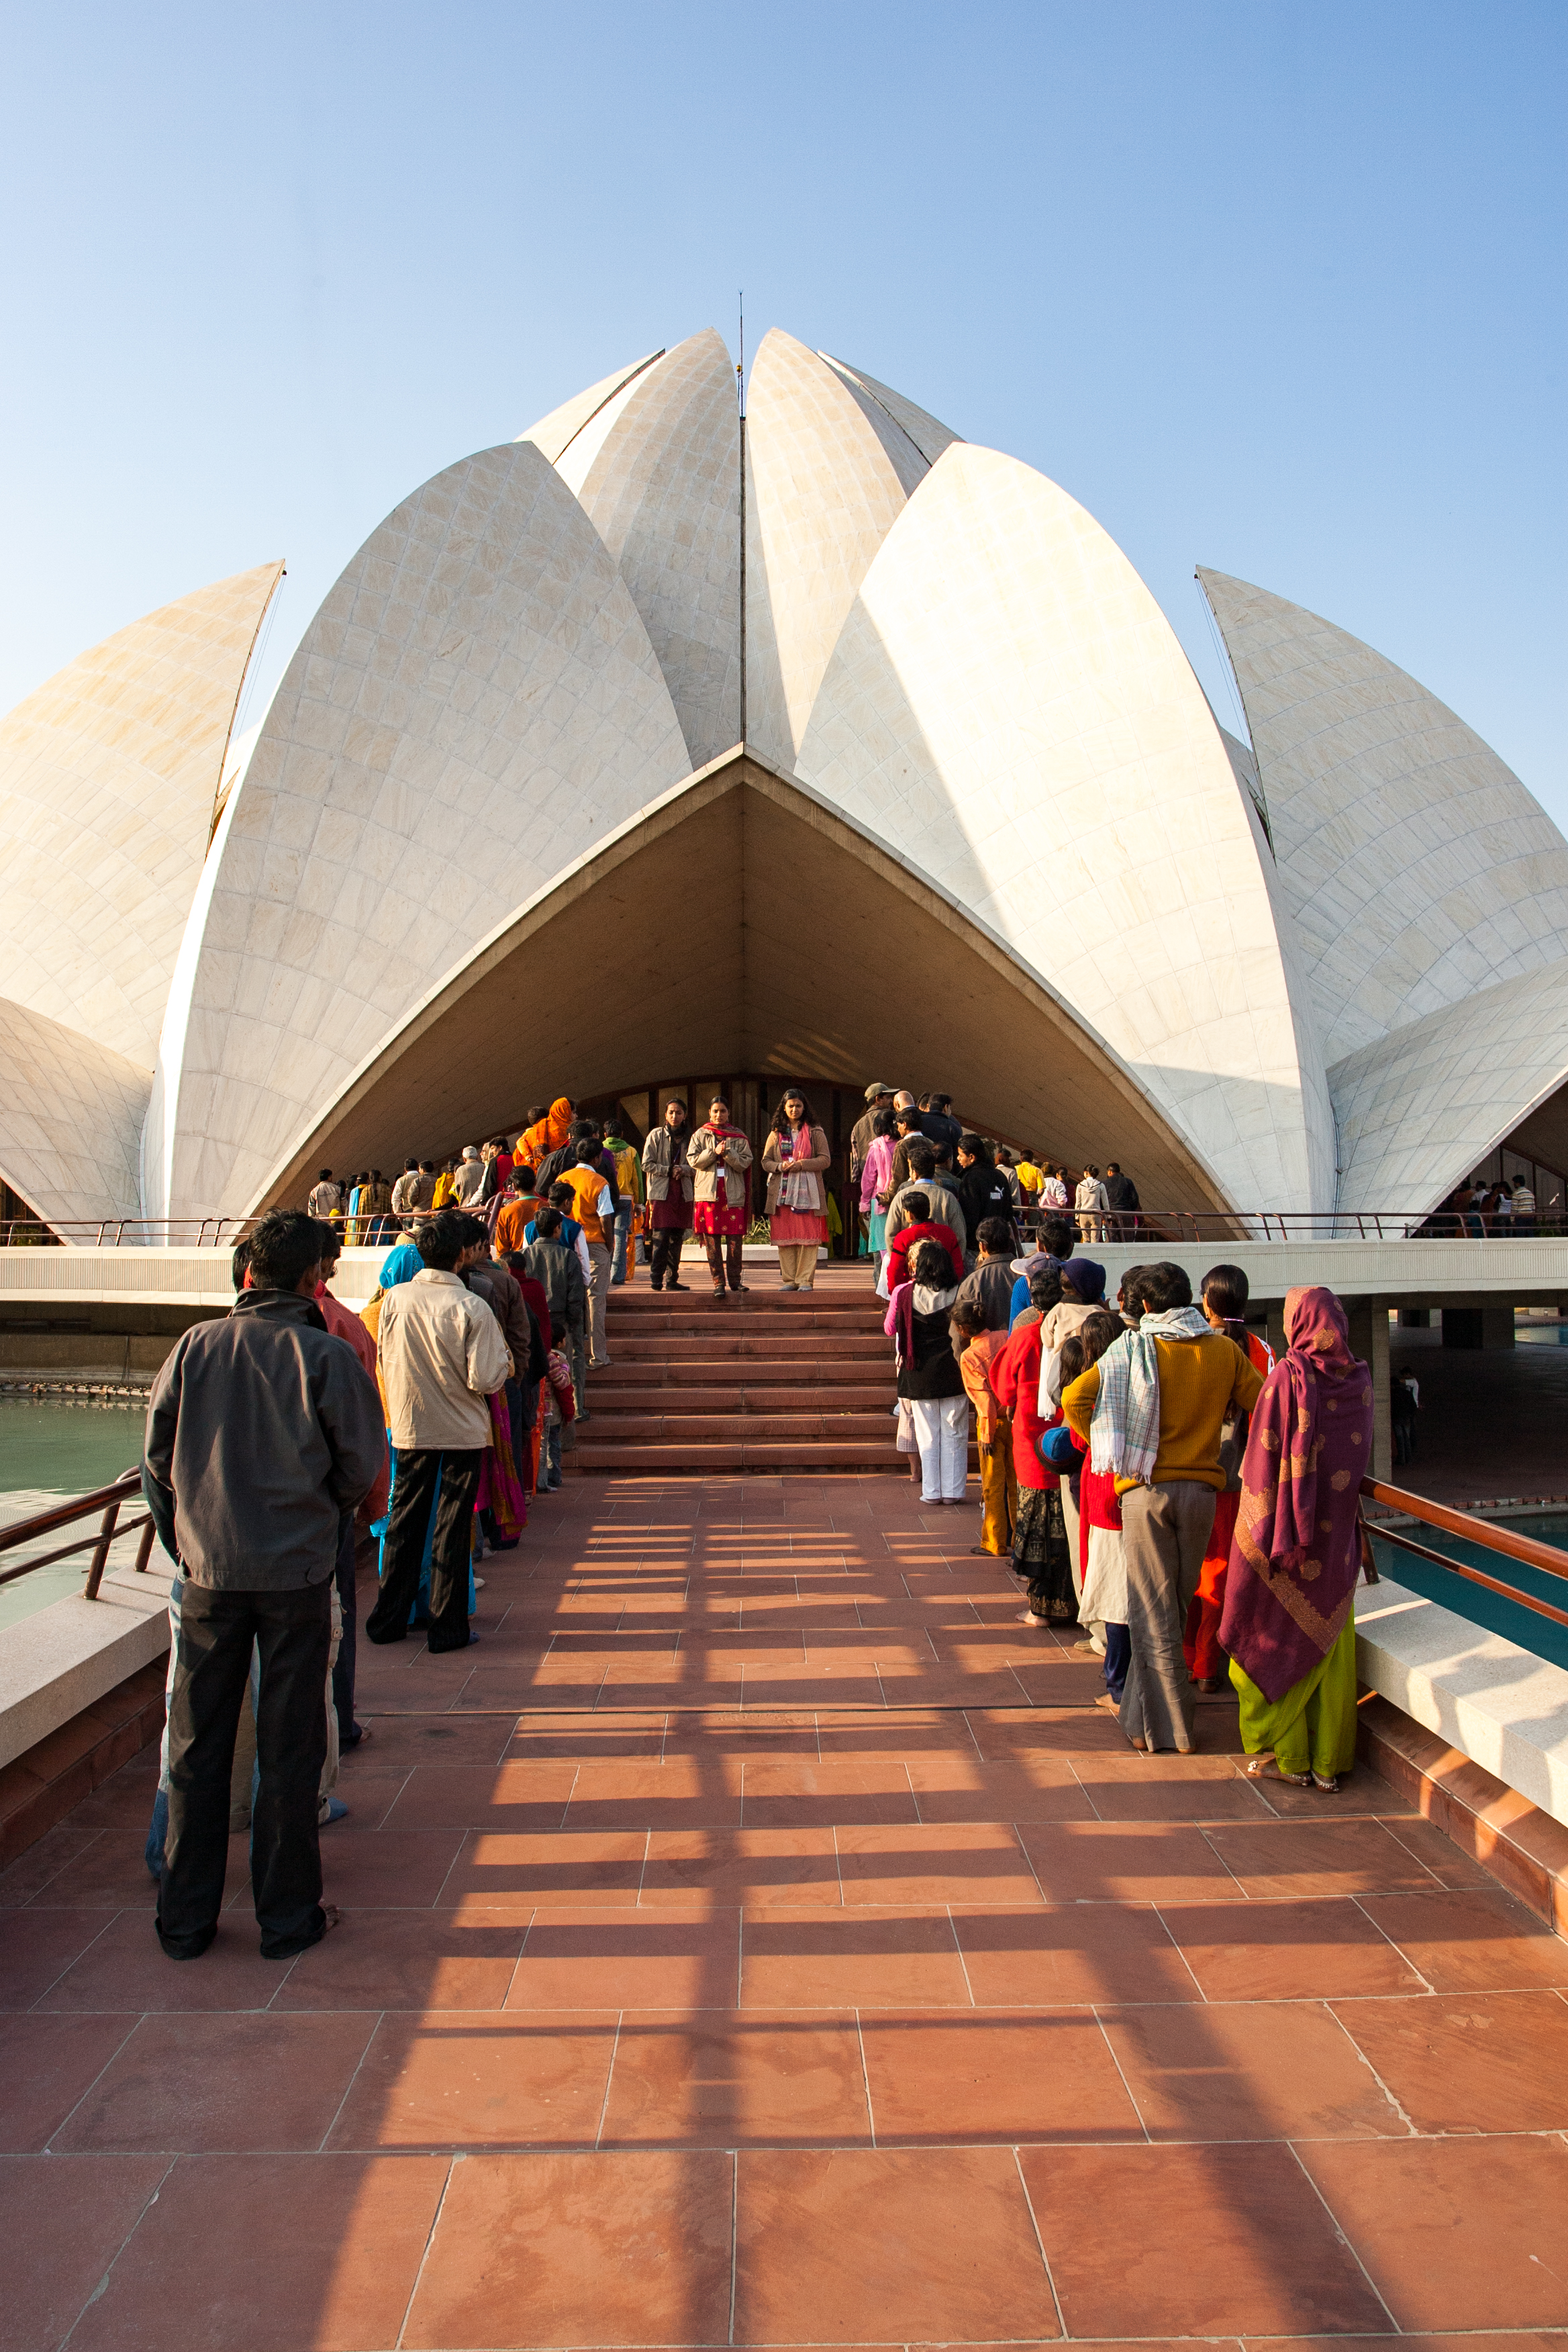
left=0, top=1467, right=156, bottom=1599
left=1359, top=1475, right=1568, bottom=1631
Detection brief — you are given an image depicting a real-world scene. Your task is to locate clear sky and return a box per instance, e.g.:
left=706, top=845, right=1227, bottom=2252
left=2, top=2, right=1563, bottom=811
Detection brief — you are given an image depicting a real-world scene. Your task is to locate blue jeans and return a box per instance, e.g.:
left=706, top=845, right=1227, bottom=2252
left=611, top=1204, right=633, bottom=1283
left=544, top=1424, right=563, bottom=1487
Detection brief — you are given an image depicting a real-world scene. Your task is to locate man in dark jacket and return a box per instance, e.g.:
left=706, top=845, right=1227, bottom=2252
left=1103, top=1163, right=1140, bottom=1240
left=143, top=1208, right=385, bottom=1963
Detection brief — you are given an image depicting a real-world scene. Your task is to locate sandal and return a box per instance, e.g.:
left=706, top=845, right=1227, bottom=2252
left=1245, top=1754, right=1312, bottom=1788
left=1312, top=1771, right=1340, bottom=1793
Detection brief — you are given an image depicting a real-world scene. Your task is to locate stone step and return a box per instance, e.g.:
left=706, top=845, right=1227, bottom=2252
left=579, top=1406, right=899, bottom=1438
left=607, top=1312, right=887, bottom=1340
left=610, top=1289, right=877, bottom=1316
left=593, top=1356, right=889, bottom=1386
left=569, top=1438, right=911, bottom=1473
left=607, top=1334, right=888, bottom=1361
left=587, top=1385, right=896, bottom=1416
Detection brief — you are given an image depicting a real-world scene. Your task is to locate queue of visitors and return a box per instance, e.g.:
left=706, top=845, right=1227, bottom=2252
left=899, top=1213, right=1373, bottom=1788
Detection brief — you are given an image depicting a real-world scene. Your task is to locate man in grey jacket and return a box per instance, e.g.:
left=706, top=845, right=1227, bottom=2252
left=885, top=1143, right=969, bottom=1258
left=143, top=1208, right=385, bottom=1963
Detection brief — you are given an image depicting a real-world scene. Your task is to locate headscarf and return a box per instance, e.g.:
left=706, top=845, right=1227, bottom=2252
left=378, top=1241, right=424, bottom=1289
left=520, top=1098, right=573, bottom=1161
left=1220, top=1285, right=1373, bottom=1702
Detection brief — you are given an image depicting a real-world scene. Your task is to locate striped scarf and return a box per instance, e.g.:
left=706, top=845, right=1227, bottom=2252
left=1089, top=1306, right=1212, bottom=1484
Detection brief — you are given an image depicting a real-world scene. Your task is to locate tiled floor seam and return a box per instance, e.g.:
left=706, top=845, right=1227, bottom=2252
left=25, top=1906, right=119, bottom=2010
left=1285, top=2135, right=1402, bottom=2330
left=1322, top=1998, right=1420, bottom=2135
left=1346, top=1888, right=1438, bottom=1991
left=593, top=2014, right=624, bottom=2148
left=55, top=2151, right=177, bottom=2352
left=42, top=2008, right=145, bottom=2148
left=391, top=2149, right=457, bottom=2352
left=1010, top=2141, right=1068, bottom=2337
left=315, top=2007, right=386, bottom=2148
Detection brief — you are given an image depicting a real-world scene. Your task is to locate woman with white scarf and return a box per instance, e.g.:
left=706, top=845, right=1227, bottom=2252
left=882, top=1239, right=968, bottom=1504
left=761, top=1087, right=832, bottom=1292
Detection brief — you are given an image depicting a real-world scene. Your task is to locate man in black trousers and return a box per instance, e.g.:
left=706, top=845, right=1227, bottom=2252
left=143, top=1208, right=385, bottom=1961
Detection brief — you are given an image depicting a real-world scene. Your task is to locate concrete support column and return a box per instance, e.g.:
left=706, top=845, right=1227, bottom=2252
left=1441, top=1306, right=1516, bottom=1350
left=1346, top=1295, right=1391, bottom=1480
left=1265, top=1300, right=1287, bottom=1365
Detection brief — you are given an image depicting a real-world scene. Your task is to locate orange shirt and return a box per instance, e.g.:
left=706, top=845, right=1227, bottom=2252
left=558, top=1165, right=611, bottom=1246
left=493, top=1196, right=536, bottom=1255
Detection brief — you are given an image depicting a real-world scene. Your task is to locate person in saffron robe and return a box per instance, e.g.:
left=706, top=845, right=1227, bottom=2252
left=1220, top=1285, right=1373, bottom=1792
left=687, top=1098, right=752, bottom=1298
left=1183, top=1263, right=1275, bottom=1692
left=519, top=1097, right=573, bottom=1169
left=991, top=1267, right=1074, bottom=1623
left=954, top=1297, right=1014, bottom=1555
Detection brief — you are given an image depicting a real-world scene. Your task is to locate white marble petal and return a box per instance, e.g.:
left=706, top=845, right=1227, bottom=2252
left=799, top=445, right=1336, bottom=1212
left=0, top=563, right=283, bottom=1067
left=573, top=329, right=742, bottom=770
left=742, top=329, right=922, bottom=771
left=1331, top=963, right=1568, bottom=1214
left=818, top=354, right=961, bottom=469
left=516, top=350, right=664, bottom=466
left=1199, top=569, right=1568, bottom=1065
left=150, top=441, right=692, bottom=1220
left=0, top=999, right=149, bottom=1228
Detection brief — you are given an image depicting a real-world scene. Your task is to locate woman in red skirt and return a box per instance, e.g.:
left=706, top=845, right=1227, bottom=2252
left=687, top=1097, right=753, bottom=1298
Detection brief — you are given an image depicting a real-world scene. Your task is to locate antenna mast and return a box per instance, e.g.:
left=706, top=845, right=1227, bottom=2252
left=737, top=289, right=747, bottom=746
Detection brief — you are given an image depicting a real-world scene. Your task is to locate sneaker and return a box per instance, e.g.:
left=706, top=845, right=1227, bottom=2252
left=320, top=1796, right=349, bottom=1826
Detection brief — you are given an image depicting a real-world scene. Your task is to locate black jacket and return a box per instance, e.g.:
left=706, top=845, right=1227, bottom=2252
left=142, top=1291, right=385, bottom=1590
left=957, top=1165, right=1016, bottom=1242
left=537, top=1143, right=620, bottom=1210
left=1103, top=1173, right=1140, bottom=1212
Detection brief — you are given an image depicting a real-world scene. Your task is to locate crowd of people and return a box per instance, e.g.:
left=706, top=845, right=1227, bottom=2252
left=882, top=1207, right=1371, bottom=1791
left=137, top=1080, right=1372, bottom=1967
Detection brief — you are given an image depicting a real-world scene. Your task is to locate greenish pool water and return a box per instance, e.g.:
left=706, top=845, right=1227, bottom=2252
left=0, top=1397, right=145, bottom=1493
left=0, top=1398, right=148, bottom=1632
left=1369, top=1512, right=1568, bottom=1672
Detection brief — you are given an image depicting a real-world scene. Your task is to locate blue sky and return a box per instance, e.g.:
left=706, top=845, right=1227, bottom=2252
left=1, top=2, right=1563, bottom=809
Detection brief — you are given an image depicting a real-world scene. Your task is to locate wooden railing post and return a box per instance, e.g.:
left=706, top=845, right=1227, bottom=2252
left=83, top=1496, right=123, bottom=1600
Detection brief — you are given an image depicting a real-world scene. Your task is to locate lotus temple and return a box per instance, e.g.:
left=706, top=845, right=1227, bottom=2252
left=3, top=324, right=1567, bottom=1236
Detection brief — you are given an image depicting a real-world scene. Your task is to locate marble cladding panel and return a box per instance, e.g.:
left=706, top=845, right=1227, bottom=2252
left=818, top=354, right=963, bottom=468
left=1200, top=569, right=1568, bottom=1065
left=162, top=440, right=691, bottom=1218
left=574, top=329, right=742, bottom=773
left=798, top=443, right=1335, bottom=1213
left=1330, top=963, right=1568, bottom=1214
left=744, top=329, right=918, bottom=771
left=0, top=998, right=150, bottom=1224
left=0, top=563, right=283, bottom=1067
left=516, top=348, right=663, bottom=467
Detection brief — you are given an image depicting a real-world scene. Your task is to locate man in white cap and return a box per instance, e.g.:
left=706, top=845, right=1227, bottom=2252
left=452, top=1145, right=487, bottom=1206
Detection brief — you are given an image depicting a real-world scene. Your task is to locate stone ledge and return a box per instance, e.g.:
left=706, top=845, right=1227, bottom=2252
left=1359, top=1693, right=1568, bottom=1936
left=0, top=1557, right=170, bottom=1772
left=0, top=1655, right=165, bottom=1869
left=1354, top=1571, right=1568, bottom=1827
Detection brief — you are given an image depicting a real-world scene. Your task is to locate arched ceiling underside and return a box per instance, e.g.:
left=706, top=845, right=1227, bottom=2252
left=0, top=999, right=150, bottom=1231
left=252, top=756, right=1232, bottom=1217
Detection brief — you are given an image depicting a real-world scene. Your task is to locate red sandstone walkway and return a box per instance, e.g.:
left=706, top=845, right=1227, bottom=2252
left=6, top=1472, right=1568, bottom=2351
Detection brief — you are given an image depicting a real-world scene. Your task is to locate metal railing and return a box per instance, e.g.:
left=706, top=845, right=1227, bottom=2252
left=3, top=1207, right=1563, bottom=1250
left=1360, top=1478, right=1568, bottom=1632
left=0, top=1468, right=156, bottom=1600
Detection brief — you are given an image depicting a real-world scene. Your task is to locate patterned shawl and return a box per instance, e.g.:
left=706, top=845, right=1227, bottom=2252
left=1089, top=1304, right=1212, bottom=1483
left=1220, top=1285, right=1373, bottom=1701
left=779, top=1120, right=820, bottom=1212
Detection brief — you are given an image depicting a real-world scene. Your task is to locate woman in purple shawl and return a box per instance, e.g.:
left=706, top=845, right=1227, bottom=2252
left=1220, top=1286, right=1373, bottom=1791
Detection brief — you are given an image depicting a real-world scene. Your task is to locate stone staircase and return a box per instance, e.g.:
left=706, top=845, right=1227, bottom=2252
left=569, top=1270, right=905, bottom=1473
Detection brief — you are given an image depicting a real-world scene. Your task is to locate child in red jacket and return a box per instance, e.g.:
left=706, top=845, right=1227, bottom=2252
left=886, top=1193, right=964, bottom=1290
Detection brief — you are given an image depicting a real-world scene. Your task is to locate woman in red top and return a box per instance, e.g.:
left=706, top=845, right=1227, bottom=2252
left=989, top=1267, right=1074, bottom=1624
